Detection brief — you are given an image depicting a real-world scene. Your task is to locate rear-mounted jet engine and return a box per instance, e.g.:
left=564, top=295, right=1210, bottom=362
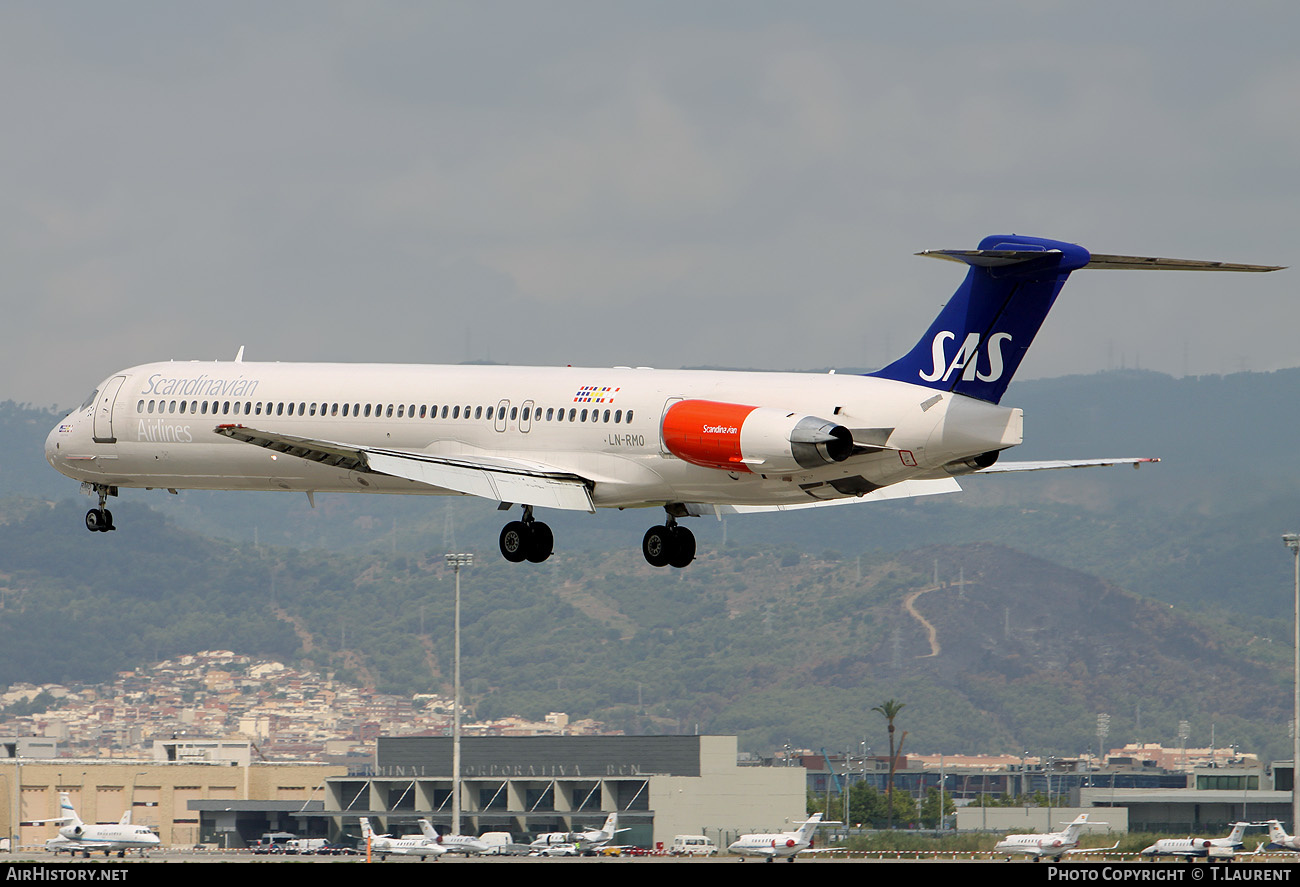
left=660, top=399, right=853, bottom=473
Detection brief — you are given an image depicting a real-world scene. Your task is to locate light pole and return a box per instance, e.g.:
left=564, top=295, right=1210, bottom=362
left=445, top=553, right=473, bottom=839
left=1284, top=534, right=1300, bottom=834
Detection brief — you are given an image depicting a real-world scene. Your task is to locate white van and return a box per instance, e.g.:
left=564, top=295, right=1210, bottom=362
left=670, top=835, right=717, bottom=856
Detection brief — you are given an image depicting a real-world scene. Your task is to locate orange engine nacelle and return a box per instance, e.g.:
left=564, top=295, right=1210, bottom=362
left=660, top=400, right=853, bottom=473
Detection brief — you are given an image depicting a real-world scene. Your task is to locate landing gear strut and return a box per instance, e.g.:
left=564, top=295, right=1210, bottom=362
left=499, top=506, right=553, bottom=563
left=84, top=484, right=116, bottom=533
left=642, top=511, right=695, bottom=569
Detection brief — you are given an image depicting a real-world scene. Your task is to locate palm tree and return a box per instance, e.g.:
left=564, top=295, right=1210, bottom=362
left=872, top=699, right=907, bottom=829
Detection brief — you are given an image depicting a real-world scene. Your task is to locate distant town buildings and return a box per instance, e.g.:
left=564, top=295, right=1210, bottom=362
left=0, top=650, right=615, bottom=761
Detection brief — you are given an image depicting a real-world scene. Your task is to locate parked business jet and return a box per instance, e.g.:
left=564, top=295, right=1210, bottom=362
left=1141, top=821, right=1250, bottom=858
left=1259, top=820, right=1300, bottom=852
left=728, top=812, right=839, bottom=861
left=35, top=792, right=161, bottom=857
left=572, top=812, right=627, bottom=852
left=417, top=819, right=490, bottom=855
left=45, top=236, right=1278, bottom=567
left=359, top=817, right=444, bottom=860
left=993, top=813, right=1116, bottom=861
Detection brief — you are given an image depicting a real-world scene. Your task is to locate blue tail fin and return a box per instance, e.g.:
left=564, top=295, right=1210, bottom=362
left=870, top=234, right=1092, bottom=404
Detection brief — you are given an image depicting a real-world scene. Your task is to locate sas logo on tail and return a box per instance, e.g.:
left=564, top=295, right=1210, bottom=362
left=919, top=331, right=1012, bottom=383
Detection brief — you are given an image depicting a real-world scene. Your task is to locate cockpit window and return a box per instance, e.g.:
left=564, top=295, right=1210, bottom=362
left=80, top=390, right=98, bottom=411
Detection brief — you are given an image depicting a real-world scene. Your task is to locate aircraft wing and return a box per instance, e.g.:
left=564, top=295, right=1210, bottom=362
left=214, top=425, right=595, bottom=512
left=683, top=478, right=962, bottom=516
left=1064, top=841, right=1120, bottom=856
left=976, top=457, right=1159, bottom=473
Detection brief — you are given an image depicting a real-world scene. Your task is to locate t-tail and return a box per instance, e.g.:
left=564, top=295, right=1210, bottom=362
left=601, top=812, right=618, bottom=837
left=58, top=792, right=83, bottom=829
left=870, top=234, right=1283, bottom=405
left=1062, top=814, right=1102, bottom=841
left=794, top=812, right=825, bottom=844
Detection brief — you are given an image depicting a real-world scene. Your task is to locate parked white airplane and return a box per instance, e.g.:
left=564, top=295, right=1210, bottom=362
left=35, top=792, right=161, bottom=858
left=993, top=813, right=1116, bottom=861
left=45, top=236, right=1278, bottom=566
left=527, top=813, right=627, bottom=854
left=1259, top=820, right=1300, bottom=852
left=573, top=812, right=627, bottom=852
left=1141, top=821, right=1249, bottom=858
left=417, top=819, right=490, bottom=855
left=728, top=812, right=839, bottom=861
left=359, top=817, right=444, bottom=860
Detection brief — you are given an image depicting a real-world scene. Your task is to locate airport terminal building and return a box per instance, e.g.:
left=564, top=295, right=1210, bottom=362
left=321, top=734, right=805, bottom=849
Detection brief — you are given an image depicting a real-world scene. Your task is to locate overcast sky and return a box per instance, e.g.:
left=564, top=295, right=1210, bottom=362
left=6, top=2, right=1298, bottom=408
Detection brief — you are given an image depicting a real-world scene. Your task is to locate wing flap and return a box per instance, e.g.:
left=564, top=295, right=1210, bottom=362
left=364, top=451, right=594, bottom=512
left=214, top=425, right=595, bottom=512
left=683, top=477, right=961, bottom=515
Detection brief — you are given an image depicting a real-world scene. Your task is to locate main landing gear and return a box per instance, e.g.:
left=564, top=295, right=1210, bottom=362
left=642, top=514, right=695, bottom=569
left=84, top=484, right=116, bottom=533
left=498, top=506, right=554, bottom=563
left=496, top=505, right=697, bottom=568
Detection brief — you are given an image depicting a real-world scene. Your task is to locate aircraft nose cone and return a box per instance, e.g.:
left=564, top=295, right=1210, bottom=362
left=45, top=422, right=64, bottom=468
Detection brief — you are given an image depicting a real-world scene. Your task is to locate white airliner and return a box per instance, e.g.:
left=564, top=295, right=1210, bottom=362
left=993, top=813, right=1116, bottom=861
left=359, top=817, right=445, bottom=860
left=417, top=819, right=490, bottom=855
left=44, top=235, right=1278, bottom=567
left=728, top=812, right=839, bottom=861
left=1141, top=821, right=1250, bottom=858
left=35, top=792, right=161, bottom=858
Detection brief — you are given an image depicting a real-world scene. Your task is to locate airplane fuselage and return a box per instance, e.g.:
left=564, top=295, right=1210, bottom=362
left=728, top=833, right=810, bottom=859
left=994, top=834, right=1075, bottom=859
left=47, top=360, right=1020, bottom=509
left=49, top=824, right=160, bottom=856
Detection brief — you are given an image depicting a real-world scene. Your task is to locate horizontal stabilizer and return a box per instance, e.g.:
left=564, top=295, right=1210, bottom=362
left=1084, top=254, right=1283, bottom=272
left=916, top=248, right=1064, bottom=268
left=977, top=457, right=1159, bottom=473
left=919, top=249, right=1283, bottom=273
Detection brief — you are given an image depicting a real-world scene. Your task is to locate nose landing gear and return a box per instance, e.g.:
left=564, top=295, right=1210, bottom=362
left=84, top=484, right=117, bottom=533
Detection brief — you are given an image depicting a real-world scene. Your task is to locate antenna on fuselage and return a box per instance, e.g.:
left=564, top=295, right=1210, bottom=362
left=234, top=346, right=245, bottom=362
